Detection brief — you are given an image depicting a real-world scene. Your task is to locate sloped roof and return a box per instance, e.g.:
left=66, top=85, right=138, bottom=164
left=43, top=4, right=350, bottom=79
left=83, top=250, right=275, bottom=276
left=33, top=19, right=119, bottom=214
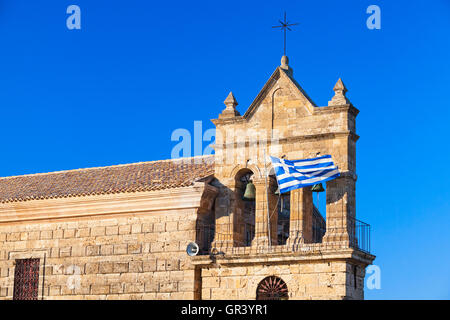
left=0, top=155, right=215, bottom=203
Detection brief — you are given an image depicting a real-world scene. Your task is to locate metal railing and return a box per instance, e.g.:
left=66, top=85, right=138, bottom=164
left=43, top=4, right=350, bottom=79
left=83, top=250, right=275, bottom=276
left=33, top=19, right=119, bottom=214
left=195, top=216, right=371, bottom=255
left=324, top=216, right=371, bottom=253
left=350, top=217, right=371, bottom=253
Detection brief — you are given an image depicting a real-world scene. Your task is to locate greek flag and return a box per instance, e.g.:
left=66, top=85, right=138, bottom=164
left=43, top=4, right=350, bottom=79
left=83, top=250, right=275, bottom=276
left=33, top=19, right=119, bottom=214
left=270, top=155, right=340, bottom=194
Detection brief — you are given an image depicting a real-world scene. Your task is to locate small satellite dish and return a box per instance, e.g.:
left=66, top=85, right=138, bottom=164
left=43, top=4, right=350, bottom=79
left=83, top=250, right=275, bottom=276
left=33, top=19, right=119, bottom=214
left=186, top=242, right=199, bottom=256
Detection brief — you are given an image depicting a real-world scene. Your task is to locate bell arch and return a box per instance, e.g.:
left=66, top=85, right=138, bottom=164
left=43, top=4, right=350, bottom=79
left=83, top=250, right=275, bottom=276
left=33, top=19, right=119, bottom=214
left=233, top=168, right=256, bottom=246
left=268, top=165, right=291, bottom=245
left=229, top=163, right=263, bottom=180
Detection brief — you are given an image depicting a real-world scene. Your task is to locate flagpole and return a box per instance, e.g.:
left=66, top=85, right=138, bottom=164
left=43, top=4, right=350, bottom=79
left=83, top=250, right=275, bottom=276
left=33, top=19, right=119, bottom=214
left=270, top=88, right=282, bottom=248
left=263, top=147, right=271, bottom=247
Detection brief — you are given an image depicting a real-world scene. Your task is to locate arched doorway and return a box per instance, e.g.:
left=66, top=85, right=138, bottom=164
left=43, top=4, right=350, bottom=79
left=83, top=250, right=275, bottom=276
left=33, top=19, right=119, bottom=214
left=256, top=276, right=289, bottom=300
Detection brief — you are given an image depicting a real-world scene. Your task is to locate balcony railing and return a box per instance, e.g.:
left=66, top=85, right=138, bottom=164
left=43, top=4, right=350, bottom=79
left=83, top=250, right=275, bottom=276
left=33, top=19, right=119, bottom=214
left=350, top=218, right=371, bottom=253
left=195, top=216, right=371, bottom=255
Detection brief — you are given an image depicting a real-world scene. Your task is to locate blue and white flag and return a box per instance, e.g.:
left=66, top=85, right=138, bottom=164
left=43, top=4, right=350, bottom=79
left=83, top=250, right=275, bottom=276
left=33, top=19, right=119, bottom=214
left=270, top=155, right=340, bottom=194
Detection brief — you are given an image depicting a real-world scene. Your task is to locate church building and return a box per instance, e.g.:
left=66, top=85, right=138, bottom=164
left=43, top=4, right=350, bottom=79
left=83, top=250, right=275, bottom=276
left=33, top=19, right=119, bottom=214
left=0, top=56, right=375, bottom=300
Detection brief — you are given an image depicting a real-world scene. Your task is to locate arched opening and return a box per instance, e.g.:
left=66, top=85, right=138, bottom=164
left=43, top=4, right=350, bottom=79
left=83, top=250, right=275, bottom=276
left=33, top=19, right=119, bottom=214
left=277, top=191, right=290, bottom=245
left=269, top=174, right=290, bottom=245
left=256, top=276, right=289, bottom=300
left=312, top=183, right=326, bottom=243
left=235, top=169, right=255, bottom=246
left=195, top=208, right=215, bottom=255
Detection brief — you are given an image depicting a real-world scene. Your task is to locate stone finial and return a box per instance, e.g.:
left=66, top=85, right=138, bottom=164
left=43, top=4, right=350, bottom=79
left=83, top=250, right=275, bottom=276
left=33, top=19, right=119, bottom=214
left=328, top=78, right=351, bottom=106
left=219, top=92, right=241, bottom=119
left=280, top=55, right=293, bottom=75
left=334, top=78, right=347, bottom=94
left=281, top=55, right=289, bottom=69
left=224, top=92, right=238, bottom=109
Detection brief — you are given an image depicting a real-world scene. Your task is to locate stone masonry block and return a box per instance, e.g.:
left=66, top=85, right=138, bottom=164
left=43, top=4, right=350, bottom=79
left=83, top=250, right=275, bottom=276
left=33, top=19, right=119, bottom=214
left=142, top=223, right=153, bottom=233
left=159, top=282, right=177, bottom=293
left=0, top=288, right=7, bottom=297
left=64, top=229, right=76, bottom=238
left=40, top=231, right=52, bottom=240
left=151, top=242, right=165, bottom=253
left=59, top=247, right=72, bottom=258
left=71, top=245, right=84, bottom=257
left=153, top=223, right=165, bottom=233
left=131, top=224, right=142, bottom=234
left=28, top=231, right=40, bottom=240
left=7, top=233, right=21, bottom=241
left=178, top=280, right=193, bottom=292
left=157, top=260, right=166, bottom=271
left=101, top=245, right=114, bottom=256
left=129, top=261, right=143, bottom=273
left=91, top=285, right=110, bottom=295
left=49, top=285, right=61, bottom=296
left=165, top=222, right=178, bottom=232
left=0, top=267, right=9, bottom=277
left=76, top=228, right=90, bottom=237
left=203, top=277, right=220, bottom=288
left=128, top=243, right=141, bottom=254
left=119, top=225, right=131, bottom=235
left=105, top=226, right=119, bottom=236
left=145, top=282, right=159, bottom=293
left=124, top=283, right=145, bottom=293
left=166, top=259, right=179, bottom=271
left=85, top=263, right=99, bottom=274
left=169, top=271, right=184, bottom=281
left=99, top=262, right=113, bottom=274
left=114, top=244, right=128, bottom=255
left=110, top=283, right=124, bottom=294
left=91, top=227, right=106, bottom=237
left=143, top=259, right=157, bottom=272
left=113, top=263, right=129, bottom=273
left=86, top=245, right=100, bottom=256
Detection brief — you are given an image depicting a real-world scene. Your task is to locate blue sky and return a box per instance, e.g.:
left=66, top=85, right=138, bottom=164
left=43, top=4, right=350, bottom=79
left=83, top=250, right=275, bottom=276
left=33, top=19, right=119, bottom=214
left=1, top=0, right=449, bottom=299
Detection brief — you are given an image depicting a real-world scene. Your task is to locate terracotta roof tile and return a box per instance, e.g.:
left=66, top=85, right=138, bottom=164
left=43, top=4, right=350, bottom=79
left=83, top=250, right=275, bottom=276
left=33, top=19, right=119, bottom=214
left=0, top=155, right=215, bottom=203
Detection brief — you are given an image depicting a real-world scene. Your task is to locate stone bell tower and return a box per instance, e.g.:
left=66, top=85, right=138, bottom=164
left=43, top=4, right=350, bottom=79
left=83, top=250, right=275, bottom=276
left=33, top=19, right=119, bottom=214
left=192, top=56, right=375, bottom=300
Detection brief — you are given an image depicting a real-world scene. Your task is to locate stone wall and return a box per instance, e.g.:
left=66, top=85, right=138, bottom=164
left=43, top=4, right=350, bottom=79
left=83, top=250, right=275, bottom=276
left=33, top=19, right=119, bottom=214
left=200, top=260, right=365, bottom=300
left=0, top=208, right=198, bottom=300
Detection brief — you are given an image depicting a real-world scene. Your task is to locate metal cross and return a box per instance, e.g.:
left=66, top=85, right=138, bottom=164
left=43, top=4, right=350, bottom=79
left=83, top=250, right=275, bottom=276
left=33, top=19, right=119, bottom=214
left=272, top=12, right=299, bottom=56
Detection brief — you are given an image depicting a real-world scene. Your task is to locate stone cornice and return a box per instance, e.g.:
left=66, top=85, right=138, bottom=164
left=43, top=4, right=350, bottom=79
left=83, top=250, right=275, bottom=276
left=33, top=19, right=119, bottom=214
left=212, top=92, right=358, bottom=127
left=314, top=103, right=359, bottom=117
left=0, top=183, right=215, bottom=224
left=191, top=248, right=375, bottom=266
left=213, top=131, right=359, bottom=150
left=211, top=116, right=246, bottom=126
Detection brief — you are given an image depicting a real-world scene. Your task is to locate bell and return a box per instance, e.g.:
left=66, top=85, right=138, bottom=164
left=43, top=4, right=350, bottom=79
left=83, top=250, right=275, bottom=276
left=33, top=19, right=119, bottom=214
left=311, top=183, right=325, bottom=192
left=242, top=181, right=256, bottom=201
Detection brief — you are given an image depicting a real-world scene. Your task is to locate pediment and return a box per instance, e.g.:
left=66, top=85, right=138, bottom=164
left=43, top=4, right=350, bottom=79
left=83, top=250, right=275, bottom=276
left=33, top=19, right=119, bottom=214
left=243, top=67, right=317, bottom=121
